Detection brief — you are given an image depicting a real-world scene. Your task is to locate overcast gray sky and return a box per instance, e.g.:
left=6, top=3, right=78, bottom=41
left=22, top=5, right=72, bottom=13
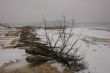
left=0, top=0, right=110, bottom=24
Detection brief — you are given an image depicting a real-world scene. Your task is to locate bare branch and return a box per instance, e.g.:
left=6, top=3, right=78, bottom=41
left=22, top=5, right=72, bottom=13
left=66, top=34, right=81, bottom=54
left=42, top=17, right=53, bottom=50
left=60, top=27, right=73, bottom=53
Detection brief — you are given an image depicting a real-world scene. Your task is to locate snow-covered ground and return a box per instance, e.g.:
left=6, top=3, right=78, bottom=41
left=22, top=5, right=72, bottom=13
left=36, top=27, right=110, bottom=73
left=0, top=48, right=28, bottom=70
left=0, top=27, right=110, bottom=73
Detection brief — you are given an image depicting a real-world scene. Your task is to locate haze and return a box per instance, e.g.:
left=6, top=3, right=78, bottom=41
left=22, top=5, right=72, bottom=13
left=0, top=0, right=110, bottom=24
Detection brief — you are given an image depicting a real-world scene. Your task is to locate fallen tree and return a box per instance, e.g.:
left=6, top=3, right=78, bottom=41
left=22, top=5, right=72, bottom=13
left=16, top=19, right=86, bottom=72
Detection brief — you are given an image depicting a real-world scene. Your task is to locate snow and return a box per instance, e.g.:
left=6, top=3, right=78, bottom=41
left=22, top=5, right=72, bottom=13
left=0, top=48, right=26, bottom=68
left=36, top=27, right=110, bottom=73
left=80, top=28, right=110, bottom=39
left=85, top=45, right=110, bottom=73
left=0, top=27, right=110, bottom=73
left=36, top=27, right=110, bottom=41
left=51, top=62, right=65, bottom=73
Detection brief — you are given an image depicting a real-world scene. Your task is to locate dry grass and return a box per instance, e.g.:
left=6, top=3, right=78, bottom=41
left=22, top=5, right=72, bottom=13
left=0, top=63, right=73, bottom=73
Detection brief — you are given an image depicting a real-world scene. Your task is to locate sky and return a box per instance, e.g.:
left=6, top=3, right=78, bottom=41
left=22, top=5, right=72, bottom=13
left=0, top=0, right=110, bottom=24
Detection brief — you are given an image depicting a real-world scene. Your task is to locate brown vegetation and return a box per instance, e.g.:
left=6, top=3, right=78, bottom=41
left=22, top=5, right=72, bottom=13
left=0, top=63, right=73, bottom=73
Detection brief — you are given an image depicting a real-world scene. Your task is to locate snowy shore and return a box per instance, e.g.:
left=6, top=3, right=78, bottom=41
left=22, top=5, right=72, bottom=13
left=0, top=27, right=110, bottom=73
